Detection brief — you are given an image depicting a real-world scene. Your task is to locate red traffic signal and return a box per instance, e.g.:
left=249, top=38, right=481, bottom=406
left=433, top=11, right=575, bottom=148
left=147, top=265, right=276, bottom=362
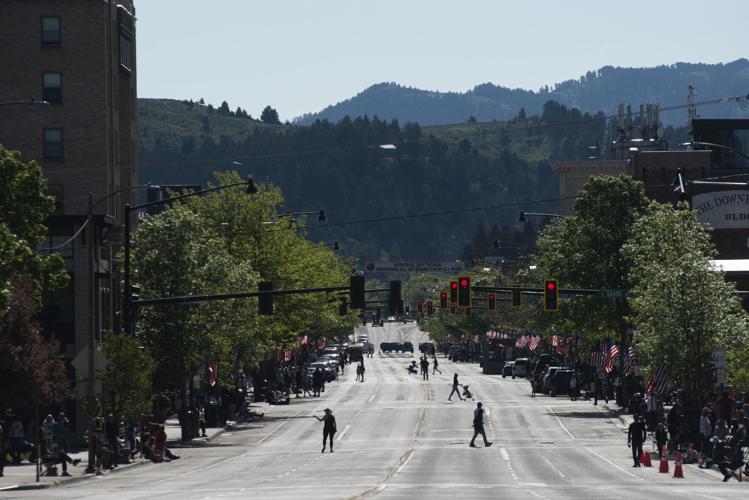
left=487, top=293, right=496, bottom=311
left=457, top=276, right=471, bottom=307
left=440, top=292, right=448, bottom=309
left=450, top=281, right=458, bottom=304
left=544, top=278, right=559, bottom=312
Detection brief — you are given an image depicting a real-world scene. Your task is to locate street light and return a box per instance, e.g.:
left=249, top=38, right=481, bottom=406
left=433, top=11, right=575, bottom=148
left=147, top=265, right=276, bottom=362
left=518, top=210, right=568, bottom=222
left=0, top=98, right=50, bottom=107
left=682, top=141, right=749, bottom=162
left=123, top=176, right=256, bottom=334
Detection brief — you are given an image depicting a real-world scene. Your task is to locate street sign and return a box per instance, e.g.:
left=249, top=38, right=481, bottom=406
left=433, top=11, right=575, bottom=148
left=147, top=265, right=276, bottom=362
left=597, top=289, right=630, bottom=299
left=71, top=346, right=108, bottom=374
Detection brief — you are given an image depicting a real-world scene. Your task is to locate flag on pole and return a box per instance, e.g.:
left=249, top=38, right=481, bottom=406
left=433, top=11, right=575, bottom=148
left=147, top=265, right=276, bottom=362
left=623, top=346, right=635, bottom=376
left=207, top=363, right=218, bottom=387
left=284, top=350, right=293, bottom=362
left=604, top=340, right=619, bottom=374
left=551, top=334, right=558, bottom=348
left=529, top=334, right=540, bottom=351
left=652, top=360, right=668, bottom=395
left=576, top=335, right=584, bottom=351
left=300, top=333, right=310, bottom=345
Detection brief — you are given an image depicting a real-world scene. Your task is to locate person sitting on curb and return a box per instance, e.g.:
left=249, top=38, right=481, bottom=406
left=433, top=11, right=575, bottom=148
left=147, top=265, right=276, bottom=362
left=43, top=443, right=81, bottom=476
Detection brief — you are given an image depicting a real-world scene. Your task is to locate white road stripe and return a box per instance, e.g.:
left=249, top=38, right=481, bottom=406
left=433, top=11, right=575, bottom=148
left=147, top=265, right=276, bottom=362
left=367, top=394, right=376, bottom=403
left=500, top=447, right=510, bottom=461
left=337, top=424, right=351, bottom=441
left=586, top=447, right=643, bottom=480
left=394, top=449, right=416, bottom=475
left=547, top=406, right=574, bottom=440
left=541, top=455, right=566, bottom=478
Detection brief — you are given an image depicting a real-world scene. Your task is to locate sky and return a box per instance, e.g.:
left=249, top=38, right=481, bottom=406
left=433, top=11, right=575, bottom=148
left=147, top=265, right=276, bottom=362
left=136, top=0, right=747, bottom=122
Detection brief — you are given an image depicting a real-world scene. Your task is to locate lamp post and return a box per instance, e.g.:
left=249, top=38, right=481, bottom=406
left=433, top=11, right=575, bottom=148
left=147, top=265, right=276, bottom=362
left=682, top=141, right=749, bottom=162
left=123, top=176, right=256, bottom=334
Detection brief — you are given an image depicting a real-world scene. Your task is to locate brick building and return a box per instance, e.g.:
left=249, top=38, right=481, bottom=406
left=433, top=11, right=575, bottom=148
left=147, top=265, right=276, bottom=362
left=0, top=0, right=137, bottom=428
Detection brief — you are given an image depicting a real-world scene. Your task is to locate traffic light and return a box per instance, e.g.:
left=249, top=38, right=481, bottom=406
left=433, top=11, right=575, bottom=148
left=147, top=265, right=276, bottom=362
left=349, top=275, right=365, bottom=309
left=487, top=293, right=496, bottom=311
left=417, top=301, right=423, bottom=315
left=128, top=284, right=141, bottom=304
left=427, top=301, right=433, bottom=315
left=450, top=281, right=458, bottom=304
left=439, top=291, right=448, bottom=309
left=457, top=276, right=471, bottom=307
left=389, top=280, right=401, bottom=316
left=512, top=285, right=521, bottom=307
left=544, top=278, right=559, bottom=312
left=259, top=281, right=273, bottom=315
left=338, top=297, right=348, bottom=316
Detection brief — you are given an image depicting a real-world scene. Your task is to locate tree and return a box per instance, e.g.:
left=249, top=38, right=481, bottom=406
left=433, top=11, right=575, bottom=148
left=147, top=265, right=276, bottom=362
left=260, top=105, right=280, bottom=124
left=623, top=203, right=749, bottom=393
left=98, top=332, right=155, bottom=423
left=0, top=145, right=69, bottom=411
left=218, top=100, right=231, bottom=115
left=532, top=175, right=650, bottom=348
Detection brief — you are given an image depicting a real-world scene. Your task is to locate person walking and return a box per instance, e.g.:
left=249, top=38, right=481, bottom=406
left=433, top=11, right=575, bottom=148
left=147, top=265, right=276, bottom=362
left=570, top=374, right=578, bottom=401
left=313, top=367, right=323, bottom=397
left=315, top=408, right=337, bottom=453
left=627, top=414, right=647, bottom=467
left=592, top=378, right=598, bottom=406
left=655, top=422, right=668, bottom=458
left=420, top=356, right=429, bottom=381
left=105, top=414, right=119, bottom=468
left=432, top=355, right=441, bottom=375
left=698, top=407, right=713, bottom=467
left=449, top=373, right=464, bottom=401
left=469, top=402, right=492, bottom=448
left=358, top=361, right=366, bottom=383
left=8, top=415, right=23, bottom=464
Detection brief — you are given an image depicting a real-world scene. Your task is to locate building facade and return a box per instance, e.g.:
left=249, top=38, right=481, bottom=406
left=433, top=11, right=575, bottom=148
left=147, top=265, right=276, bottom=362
left=0, top=0, right=137, bottom=428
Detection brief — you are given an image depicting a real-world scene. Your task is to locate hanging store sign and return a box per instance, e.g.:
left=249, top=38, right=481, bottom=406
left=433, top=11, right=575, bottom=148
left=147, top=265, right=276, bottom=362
left=693, top=190, right=749, bottom=229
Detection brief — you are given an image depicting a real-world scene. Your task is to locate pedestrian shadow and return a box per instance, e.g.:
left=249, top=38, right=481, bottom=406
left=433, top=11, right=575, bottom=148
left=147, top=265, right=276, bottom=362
left=169, top=441, right=241, bottom=449
left=545, top=411, right=614, bottom=419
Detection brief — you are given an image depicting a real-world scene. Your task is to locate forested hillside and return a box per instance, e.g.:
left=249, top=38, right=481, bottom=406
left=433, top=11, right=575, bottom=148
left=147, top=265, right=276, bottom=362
left=140, top=98, right=678, bottom=262
left=296, top=60, right=749, bottom=126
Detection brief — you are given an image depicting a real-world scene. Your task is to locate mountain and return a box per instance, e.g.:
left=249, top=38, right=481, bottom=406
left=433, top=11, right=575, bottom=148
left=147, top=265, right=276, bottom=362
left=295, top=60, right=749, bottom=126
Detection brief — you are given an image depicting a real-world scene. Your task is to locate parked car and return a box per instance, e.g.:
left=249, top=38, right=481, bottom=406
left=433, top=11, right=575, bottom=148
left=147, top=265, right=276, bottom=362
left=392, top=342, right=403, bottom=353
left=448, top=346, right=467, bottom=362
left=542, top=366, right=564, bottom=393
left=502, top=361, right=515, bottom=378
left=419, top=342, right=435, bottom=354
left=549, top=369, right=574, bottom=397
left=512, top=358, right=530, bottom=378
left=402, top=341, right=414, bottom=353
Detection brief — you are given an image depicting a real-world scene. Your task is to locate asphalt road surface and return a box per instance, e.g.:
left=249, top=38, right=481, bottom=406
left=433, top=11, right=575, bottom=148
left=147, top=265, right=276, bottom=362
left=7, top=323, right=745, bottom=499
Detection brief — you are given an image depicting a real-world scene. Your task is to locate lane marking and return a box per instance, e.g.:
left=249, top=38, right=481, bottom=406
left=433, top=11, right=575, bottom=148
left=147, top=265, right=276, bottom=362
left=541, top=455, right=566, bottom=478
left=500, top=447, right=510, bottom=461
left=547, top=406, right=574, bottom=440
left=337, top=424, right=351, bottom=441
left=394, top=449, right=416, bottom=475
left=585, top=447, right=642, bottom=480
left=367, top=394, right=376, bottom=404
left=258, top=407, right=305, bottom=444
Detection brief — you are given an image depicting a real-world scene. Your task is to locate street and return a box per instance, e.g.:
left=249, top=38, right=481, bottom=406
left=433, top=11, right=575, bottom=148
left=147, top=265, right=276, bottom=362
left=5, top=323, right=744, bottom=499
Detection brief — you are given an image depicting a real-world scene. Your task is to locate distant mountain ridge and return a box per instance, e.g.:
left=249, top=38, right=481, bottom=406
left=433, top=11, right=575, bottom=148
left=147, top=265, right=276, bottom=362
left=295, top=59, right=749, bottom=126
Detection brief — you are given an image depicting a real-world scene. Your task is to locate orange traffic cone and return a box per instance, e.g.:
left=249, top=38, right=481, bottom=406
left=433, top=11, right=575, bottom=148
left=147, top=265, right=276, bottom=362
left=673, top=451, right=684, bottom=478
left=640, top=449, right=652, bottom=467
left=659, top=447, right=669, bottom=473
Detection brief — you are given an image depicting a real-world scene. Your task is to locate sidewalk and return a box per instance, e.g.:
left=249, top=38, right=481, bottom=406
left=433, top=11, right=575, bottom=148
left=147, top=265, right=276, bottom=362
left=0, top=421, right=226, bottom=492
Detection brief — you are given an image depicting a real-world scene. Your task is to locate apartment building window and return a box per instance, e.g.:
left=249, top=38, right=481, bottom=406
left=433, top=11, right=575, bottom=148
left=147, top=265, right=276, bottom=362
left=42, top=72, right=62, bottom=103
left=117, top=6, right=134, bottom=73
left=41, top=16, right=61, bottom=45
left=43, top=128, right=63, bottom=159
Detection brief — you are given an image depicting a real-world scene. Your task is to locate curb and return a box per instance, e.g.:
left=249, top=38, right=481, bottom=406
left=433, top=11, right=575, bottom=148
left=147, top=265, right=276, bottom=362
left=0, top=425, right=228, bottom=491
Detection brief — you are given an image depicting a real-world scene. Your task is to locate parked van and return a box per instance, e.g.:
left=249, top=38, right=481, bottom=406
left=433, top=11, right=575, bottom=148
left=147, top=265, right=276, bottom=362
left=512, top=358, right=530, bottom=379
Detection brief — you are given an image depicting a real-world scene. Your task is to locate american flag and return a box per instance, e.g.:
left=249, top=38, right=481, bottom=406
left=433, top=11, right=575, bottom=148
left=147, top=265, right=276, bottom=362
left=651, top=360, right=668, bottom=395
left=589, top=346, right=604, bottom=369
left=515, top=334, right=529, bottom=348
left=623, top=346, right=635, bottom=376
left=207, top=363, right=218, bottom=387
left=229, top=347, right=241, bottom=382
left=300, top=333, right=310, bottom=345
left=551, top=334, right=558, bottom=348
left=604, top=340, right=619, bottom=374
left=317, top=337, right=326, bottom=349
left=528, top=334, right=540, bottom=351
left=284, top=350, right=293, bottom=362
left=557, top=338, right=569, bottom=357
left=576, top=335, right=584, bottom=351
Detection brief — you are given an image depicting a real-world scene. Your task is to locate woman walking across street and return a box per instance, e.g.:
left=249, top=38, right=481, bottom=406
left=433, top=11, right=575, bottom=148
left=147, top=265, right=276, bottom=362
left=315, top=408, right=337, bottom=453
left=449, top=373, right=464, bottom=401
left=432, top=355, right=441, bottom=375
